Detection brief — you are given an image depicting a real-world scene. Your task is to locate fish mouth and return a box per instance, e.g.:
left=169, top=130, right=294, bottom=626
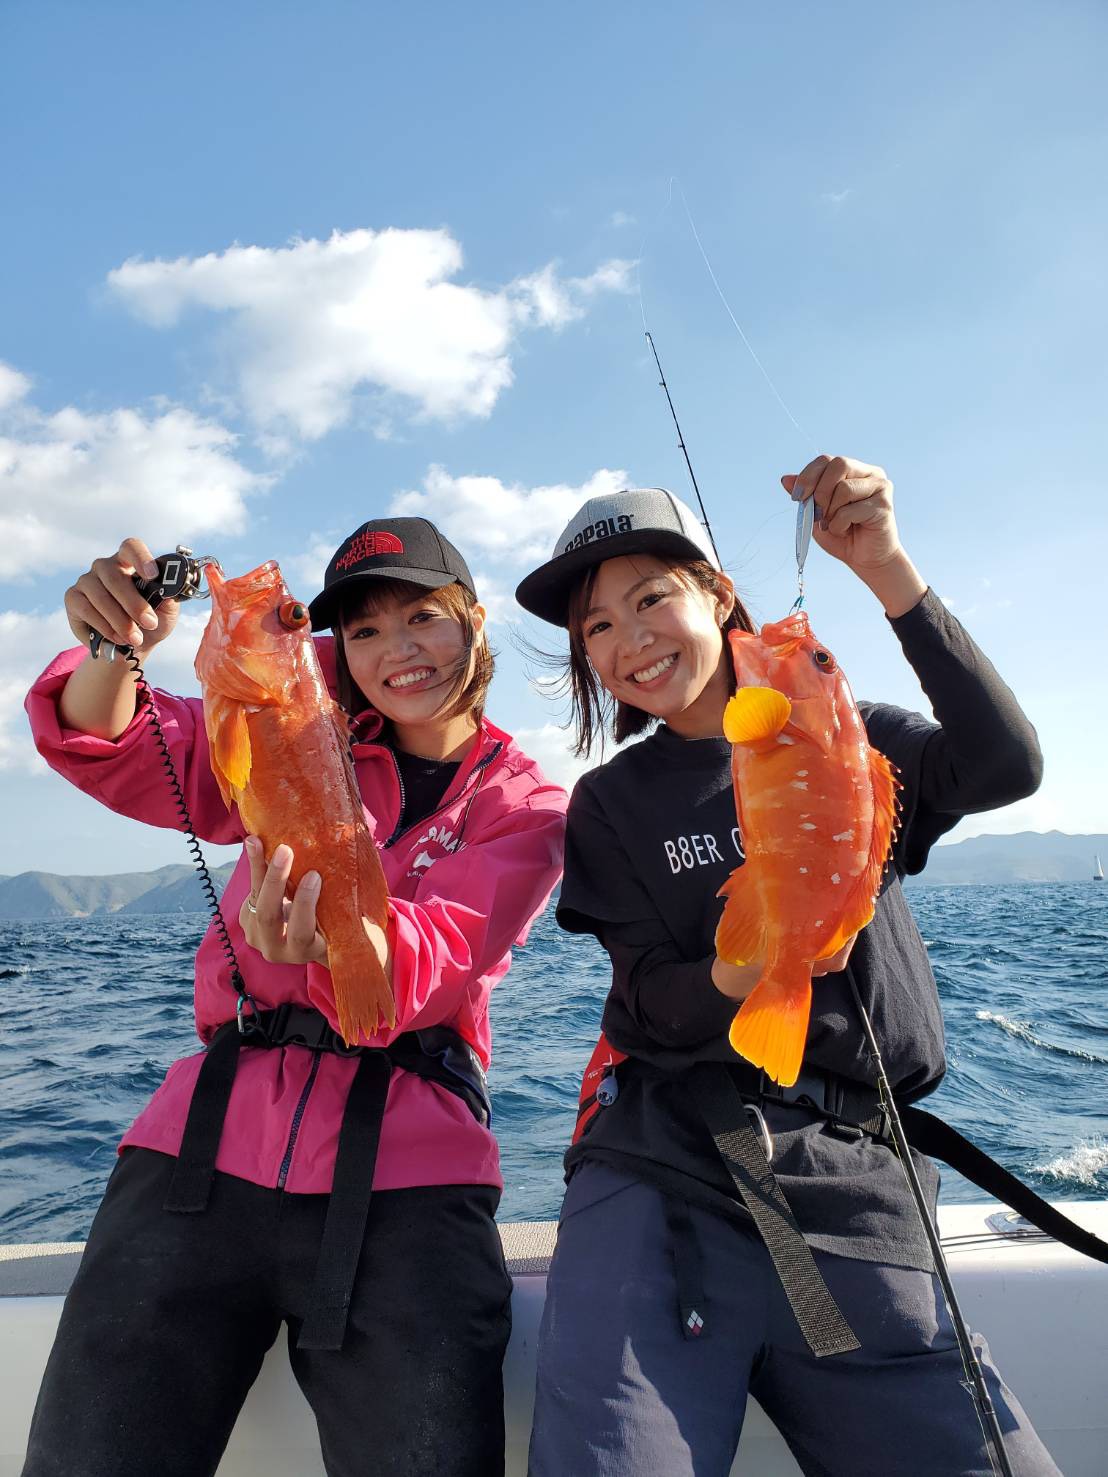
left=628, top=653, right=678, bottom=687
left=383, top=666, right=436, bottom=691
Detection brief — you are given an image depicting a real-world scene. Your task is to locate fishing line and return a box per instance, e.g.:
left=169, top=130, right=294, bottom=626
left=635, top=176, right=1015, bottom=1477
left=846, top=967, right=1014, bottom=1477
left=673, top=179, right=818, bottom=453
left=637, top=176, right=818, bottom=605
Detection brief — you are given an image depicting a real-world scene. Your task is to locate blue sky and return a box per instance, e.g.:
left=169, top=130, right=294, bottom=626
left=2, top=0, right=1106, bottom=875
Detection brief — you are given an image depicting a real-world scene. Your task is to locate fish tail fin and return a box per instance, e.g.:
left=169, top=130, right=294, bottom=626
left=327, top=924, right=396, bottom=1045
left=728, top=961, right=812, bottom=1088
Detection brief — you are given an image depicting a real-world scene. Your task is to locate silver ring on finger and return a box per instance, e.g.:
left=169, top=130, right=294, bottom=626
left=245, top=894, right=258, bottom=915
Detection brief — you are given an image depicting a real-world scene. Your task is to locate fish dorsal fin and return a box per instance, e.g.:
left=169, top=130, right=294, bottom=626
left=723, top=687, right=792, bottom=746
left=715, top=864, right=767, bottom=966
left=210, top=698, right=253, bottom=800
left=813, top=743, right=899, bottom=959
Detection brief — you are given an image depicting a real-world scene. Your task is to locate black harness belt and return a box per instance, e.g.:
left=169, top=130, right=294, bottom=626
left=687, top=1065, right=862, bottom=1357
left=751, top=1064, right=1108, bottom=1266
left=682, top=1059, right=1108, bottom=1358
left=162, top=1004, right=491, bottom=1352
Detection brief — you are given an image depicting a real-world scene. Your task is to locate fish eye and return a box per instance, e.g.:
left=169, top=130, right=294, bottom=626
left=278, top=600, right=310, bottom=629
left=813, top=649, right=834, bottom=669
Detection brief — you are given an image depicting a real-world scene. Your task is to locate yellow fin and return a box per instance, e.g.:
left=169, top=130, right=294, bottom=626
left=723, top=687, right=792, bottom=746
left=212, top=702, right=252, bottom=797
left=715, top=866, right=767, bottom=965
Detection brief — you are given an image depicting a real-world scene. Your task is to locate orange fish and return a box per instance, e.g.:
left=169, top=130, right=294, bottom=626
left=196, top=561, right=395, bottom=1043
left=716, top=611, right=897, bottom=1086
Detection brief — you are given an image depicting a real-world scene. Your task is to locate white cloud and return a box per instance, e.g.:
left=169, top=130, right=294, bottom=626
left=0, top=608, right=73, bottom=772
left=0, top=605, right=214, bottom=774
left=512, top=723, right=592, bottom=792
left=821, top=189, right=852, bottom=207
left=283, top=534, right=340, bottom=597
left=389, top=464, right=631, bottom=571
left=0, top=375, right=265, bottom=581
left=0, top=362, right=31, bottom=410
left=609, top=211, right=637, bottom=228
left=470, top=571, right=516, bottom=626
left=108, top=228, right=634, bottom=441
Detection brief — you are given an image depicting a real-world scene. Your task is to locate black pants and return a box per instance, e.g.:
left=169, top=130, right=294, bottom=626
left=23, top=1148, right=513, bottom=1477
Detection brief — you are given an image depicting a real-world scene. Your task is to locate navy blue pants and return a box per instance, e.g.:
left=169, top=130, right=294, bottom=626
left=23, top=1148, right=513, bottom=1477
left=529, top=1164, right=1061, bottom=1477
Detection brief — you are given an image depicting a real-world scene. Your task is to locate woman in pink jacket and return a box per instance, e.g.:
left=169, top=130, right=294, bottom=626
left=22, top=517, right=567, bottom=1477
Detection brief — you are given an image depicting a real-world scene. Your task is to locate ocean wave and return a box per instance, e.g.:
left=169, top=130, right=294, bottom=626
left=974, top=1010, right=1108, bottom=1065
left=1032, top=1141, right=1108, bottom=1189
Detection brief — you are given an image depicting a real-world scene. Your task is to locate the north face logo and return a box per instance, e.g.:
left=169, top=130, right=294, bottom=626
left=336, top=531, right=405, bottom=571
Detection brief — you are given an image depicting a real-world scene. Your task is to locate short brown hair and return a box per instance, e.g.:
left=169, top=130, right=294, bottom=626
left=332, top=579, right=493, bottom=734
left=561, top=557, right=754, bottom=758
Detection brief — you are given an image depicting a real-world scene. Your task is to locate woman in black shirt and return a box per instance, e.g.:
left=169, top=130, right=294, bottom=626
left=514, top=459, right=1059, bottom=1477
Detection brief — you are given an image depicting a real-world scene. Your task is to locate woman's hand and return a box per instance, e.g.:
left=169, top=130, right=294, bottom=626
left=239, top=838, right=329, bottom=967
left=713, top=932, right=857, bottom=1003
left=64, top=537, right=180, bottom=652
left=812, top=933, right=858, bottom=977
left=782, top=456, right=927, bottom=618
left=711, top=957, right=761, bottom=1001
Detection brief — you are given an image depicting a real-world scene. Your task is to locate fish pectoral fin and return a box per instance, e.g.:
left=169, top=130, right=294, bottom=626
left=723, top=687, right=792, bottom=747
left=211, top=700, right=252, bottom=796
left=728, top=962, right=813, bottom=1087
left=715, top=866, right=767, bottom=965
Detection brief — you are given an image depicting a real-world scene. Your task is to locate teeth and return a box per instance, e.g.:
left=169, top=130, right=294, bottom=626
left=386, top=668, right=433, bottom=689
left=632, top=654, right=677, bottom=684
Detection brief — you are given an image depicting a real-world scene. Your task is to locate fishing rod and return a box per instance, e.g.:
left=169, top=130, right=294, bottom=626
left=643, top=329, right=1015, bottom=1477
left=846, top=966, right=1015, bottom=1477
left=644, top=331, right=721, bottom=565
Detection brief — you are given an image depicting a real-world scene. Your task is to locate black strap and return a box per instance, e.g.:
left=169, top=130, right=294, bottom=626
left=902, top=1107, right=1108, bottom=1265
left=687, top=1064, right=860, bottom=1358
left=663, top=1197, right=708, bottom=1340
left=162, top=1022, right=241, bottom=1213
left=297, top=1050, right=393, bottom=1351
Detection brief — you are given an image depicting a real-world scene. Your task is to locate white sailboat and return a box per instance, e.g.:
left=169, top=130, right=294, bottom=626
left=1095, top=853, right=1104, bottom=881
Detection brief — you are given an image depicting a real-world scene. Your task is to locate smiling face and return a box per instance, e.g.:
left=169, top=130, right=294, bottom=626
left=577, top=554, right=736, bottom=739
left=339, top=582, right=486, bottom=732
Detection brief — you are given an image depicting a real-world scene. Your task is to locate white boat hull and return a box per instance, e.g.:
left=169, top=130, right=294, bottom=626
left=2, top=1201, right=1106, bottom=1475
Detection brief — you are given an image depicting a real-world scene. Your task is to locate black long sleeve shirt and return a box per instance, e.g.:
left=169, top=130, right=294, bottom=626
left=557, top=590, right=1043, bottom=1269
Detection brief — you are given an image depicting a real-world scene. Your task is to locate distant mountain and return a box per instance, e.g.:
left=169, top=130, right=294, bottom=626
left=1, top=832, right=1104, bottom=916
left=0, top=863, right=235, bottom=919
left=906, top=831, right=1108, bottom=887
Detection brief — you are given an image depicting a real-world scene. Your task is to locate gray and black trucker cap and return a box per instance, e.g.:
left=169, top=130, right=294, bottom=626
left=308, top=517, right=475, bottom=631
left=514, top=487, right=719, bottom=627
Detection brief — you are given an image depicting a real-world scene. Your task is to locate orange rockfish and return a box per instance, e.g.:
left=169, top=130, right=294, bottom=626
left=716, top=611, right=897, bottom=1086
left=196, top=561, right=394, bottom=1043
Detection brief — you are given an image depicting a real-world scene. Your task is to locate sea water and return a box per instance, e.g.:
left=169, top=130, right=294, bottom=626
left=1, top=883, right=1105, bottom=1241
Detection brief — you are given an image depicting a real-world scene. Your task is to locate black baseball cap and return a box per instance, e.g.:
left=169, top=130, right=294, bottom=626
left=514, top=487, right=719, bottom=627
left=308, top=517, right=476, bottom=631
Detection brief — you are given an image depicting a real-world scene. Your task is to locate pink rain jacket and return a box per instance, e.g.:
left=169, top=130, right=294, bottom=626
left=26, top=641, right=567, bottom=1195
